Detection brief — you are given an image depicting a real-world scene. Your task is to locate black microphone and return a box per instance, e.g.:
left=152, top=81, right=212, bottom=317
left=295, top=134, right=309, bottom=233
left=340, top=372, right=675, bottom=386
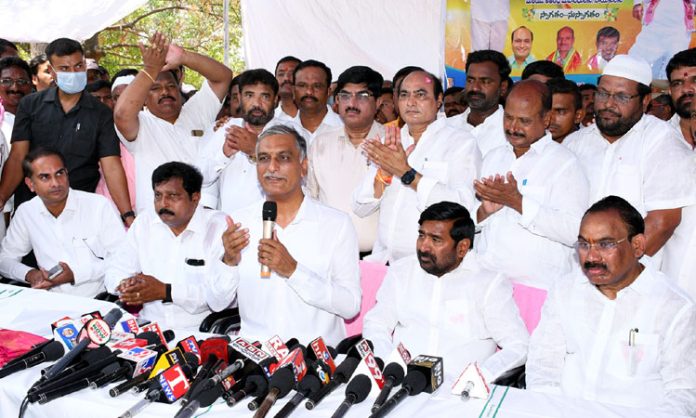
left=226, top=373, right=268, bottom=407
left=371, top=362, right=405, bottom=412
left=248, top=390, right=268, bottom=411
left=368, top=370, right=427, bottom=418
left=0, top=341, right=64, bottom=379
left=35, top=362, right=121, bottom=404
left=42, top=308, right=123, bottom=381
left=273, top=374, right=321, bottom=418
left=331, top=374, right=372, bottom=418
left=90, top=362, right=134, bottom=388
left=261, top=201, right=277, bottom=278
left=180, top=354, right=224, bottom=403
left=2, top=339, right=54, bottom=369
left=305, top=356, right=360, bottom=410
left=253, top=367, right=296, bottom=418
left=174, top=358, right=245, bottom=418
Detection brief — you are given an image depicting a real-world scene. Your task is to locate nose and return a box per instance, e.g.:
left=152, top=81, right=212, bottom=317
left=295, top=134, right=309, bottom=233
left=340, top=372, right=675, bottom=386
left=584, top=244, right=603, bottom=263
left=268, top=155, right=280, bottom=172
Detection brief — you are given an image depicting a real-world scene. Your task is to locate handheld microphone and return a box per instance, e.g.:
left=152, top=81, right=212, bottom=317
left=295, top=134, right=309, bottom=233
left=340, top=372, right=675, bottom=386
left=2, top=339, right=53, bottom=369
left=273, top=372, right=322, bottom=418
left=42, top=308, right=122, bottom=381
left=248, top=390, right=268, bottom=411
left=305, top=356, right=360, bottom=410
left=261, top=201, right=277, bottom=278
left=174, top=357, right=244, bottom=418
left=226, top=373, right=268, bottom=407
left=0, top=341, right=64, bottom=379
left=371, top=362, right=405, bottom=412
left=331, top=374, right=372, bottom=418
left=35, top=361, right=121, bottom=404
left=90, top=362, right=134, bottom=388
left=253, top=367, right=296, bottom=418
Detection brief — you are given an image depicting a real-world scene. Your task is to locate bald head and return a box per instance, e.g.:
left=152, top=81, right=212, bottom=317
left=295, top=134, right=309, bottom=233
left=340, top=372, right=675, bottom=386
left=506, top=79, right=551, bottom=116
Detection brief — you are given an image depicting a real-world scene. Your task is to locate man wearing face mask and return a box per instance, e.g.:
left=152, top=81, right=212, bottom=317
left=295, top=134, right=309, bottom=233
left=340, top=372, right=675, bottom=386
left=0, top=38, right=133, bottom=224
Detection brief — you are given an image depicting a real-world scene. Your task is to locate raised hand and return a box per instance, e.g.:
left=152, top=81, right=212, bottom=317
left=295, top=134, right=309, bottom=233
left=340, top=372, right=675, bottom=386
left=222, top=216, right=249, bottom=266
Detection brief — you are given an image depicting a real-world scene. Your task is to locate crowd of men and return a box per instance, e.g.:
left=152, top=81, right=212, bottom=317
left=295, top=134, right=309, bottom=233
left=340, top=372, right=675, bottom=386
left=0, top=31, right=695, bottom=415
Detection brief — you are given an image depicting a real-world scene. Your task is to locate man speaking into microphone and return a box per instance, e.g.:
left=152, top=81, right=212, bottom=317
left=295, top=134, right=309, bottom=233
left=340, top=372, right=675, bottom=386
left=221, top=124, right=361, bottom=346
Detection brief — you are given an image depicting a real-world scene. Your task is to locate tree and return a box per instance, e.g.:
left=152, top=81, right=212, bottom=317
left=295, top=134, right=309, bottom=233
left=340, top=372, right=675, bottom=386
left=97, top=0, right=244, bottom=88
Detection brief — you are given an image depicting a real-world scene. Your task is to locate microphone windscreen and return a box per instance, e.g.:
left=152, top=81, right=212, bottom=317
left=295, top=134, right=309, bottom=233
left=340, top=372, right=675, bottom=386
left=103, top=308, right=123, bottom=327
left=43, top=341, right=66, bottom=361
left=247, top=374, right=268, bottom=396
left=262, top=201, right=277, bottom=221
left=336, top=335, right=363, bottom=355
left=270, top=367, right=295, bottom=397
left=298, top=374, right=320, bottom=394
left=384, top=363, right=405, bottom=384
left=328, top=346, right=338, bottom=359
left=346, top=374, right=372, bottom=403
left=134, top=331, right=160, bottom=345
left=403, top=371, right=427, bottom=395
left=335, top=357, right=360, bottom=381
left=163, top=330, right=176, bottom=342
left=375, top=357, right=384, bottom=371
left=183, top=352, right=200, bottom=369
left=284, top=338, right=300, bottom=351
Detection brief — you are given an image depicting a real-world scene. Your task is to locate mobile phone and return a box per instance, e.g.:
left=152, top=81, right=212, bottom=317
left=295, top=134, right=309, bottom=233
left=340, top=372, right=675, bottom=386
left=47, top=264, right=63, bottom=280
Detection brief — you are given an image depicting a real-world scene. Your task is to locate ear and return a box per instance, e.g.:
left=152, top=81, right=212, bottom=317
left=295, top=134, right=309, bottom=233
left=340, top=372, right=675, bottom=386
left=542, top=110, right=552, bottom=128
left=456, top=238, right=471, bottom=259
left=436, top=93, right=444, bottom=110
left=191, top=191, right=201, bottom=206
left=375, top=95, right=384, bottom=109
left=500, top=78, right=510, bottom=98
left=641, top=93, right=651, bottom=112
left=300, top=155, right=309, bottom=177
left=574, top=107, right=586, bottom=124
left=24, top=177, right=35, bottom=193
left=630, top=233, right=646, bottom=258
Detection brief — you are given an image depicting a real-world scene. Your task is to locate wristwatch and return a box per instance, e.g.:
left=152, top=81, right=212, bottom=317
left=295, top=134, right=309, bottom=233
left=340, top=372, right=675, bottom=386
left=120, top=211, right=136, bottom=223
left=401, top=168, right=418, bottom=185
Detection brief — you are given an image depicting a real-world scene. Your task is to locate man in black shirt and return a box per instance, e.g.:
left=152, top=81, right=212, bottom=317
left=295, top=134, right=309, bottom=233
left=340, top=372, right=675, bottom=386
left=0, top=38, right=134, bottom=225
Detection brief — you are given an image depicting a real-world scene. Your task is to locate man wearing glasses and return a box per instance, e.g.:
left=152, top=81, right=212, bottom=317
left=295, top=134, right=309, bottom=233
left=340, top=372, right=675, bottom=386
left=286, top=59, right=342, bottom=145
left=355, top=70, right=480, bottom=263
left=564, top=55, right=696, bottom=266
left=527, top=195, right=696, bottom=415
left=307, top=66, right=385, bottom=256
left=0, top=56, right=32, bottom=143
left=0, top=38, right=133, bottom=225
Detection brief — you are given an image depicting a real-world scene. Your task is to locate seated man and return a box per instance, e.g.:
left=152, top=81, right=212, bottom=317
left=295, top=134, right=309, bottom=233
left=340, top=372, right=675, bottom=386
left=527, top=196, right=696, bottom=415
left=0, top=148, right=125, bottom=297
left=363, top=201, right=529, bottom=381
left=105, top=162, right=236, bottom=330
left=222, top=125, right=361, bottom=346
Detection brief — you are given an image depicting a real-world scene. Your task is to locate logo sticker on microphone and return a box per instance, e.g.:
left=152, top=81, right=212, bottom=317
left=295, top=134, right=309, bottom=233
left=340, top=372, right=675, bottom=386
left=85, top=318, right=111, bottom=346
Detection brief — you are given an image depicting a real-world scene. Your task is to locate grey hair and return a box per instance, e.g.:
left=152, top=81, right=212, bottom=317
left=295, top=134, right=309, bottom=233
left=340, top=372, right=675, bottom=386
left=256, top=124, right=307, bottom=161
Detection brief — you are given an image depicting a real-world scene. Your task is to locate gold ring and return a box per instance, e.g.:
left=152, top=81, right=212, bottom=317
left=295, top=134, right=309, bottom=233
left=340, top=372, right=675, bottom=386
left=136, top=292, right=140, bottom=298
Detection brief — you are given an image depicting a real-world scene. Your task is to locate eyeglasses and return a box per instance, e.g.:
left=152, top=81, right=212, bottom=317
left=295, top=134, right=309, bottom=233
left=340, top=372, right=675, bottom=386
left=574, top=237, right=628, bottom=253
left=336, top=90, right=373, bottom=103
left=0, top=78, right=31, bottom=87
left=398, top=90, right=432, bottom=101
left=595, top=90, right=640, bottom=105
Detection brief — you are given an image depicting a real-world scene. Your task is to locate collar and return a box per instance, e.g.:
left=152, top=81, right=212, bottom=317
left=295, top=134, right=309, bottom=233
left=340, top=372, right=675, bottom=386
left=151, top=203, right=208, bottom=235
left=420, top=251, right=481, bottom=280
left=293, top=105, right=338, bottom=125
left=43, top=86, right=94, bottom=109
left=38, top=188, right=77, bottom=217
left=287, top=195, right=320, bottom=226
left=504, top=132, right=553, bottom=156
left=580, top=260, right=660, bottom=299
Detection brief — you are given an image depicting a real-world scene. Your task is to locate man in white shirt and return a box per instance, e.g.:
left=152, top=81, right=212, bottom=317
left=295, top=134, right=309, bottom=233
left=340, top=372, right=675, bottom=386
left=0, top=56, right=32, bottom=144
left=475, top=80, right=589, bottom=331
left=114, top=32, right=232, bottom=215
left=105, top=162, right=237, bottom=330
left=222, top=125, right=360, bottom=345
left=287, top=59, right=342, bottom=145
left=0, top=148, right=125, bottom=297
left=196, top=69, right=279, bottom=212
left=564, top=55, right=696, bottom=271
left=666, top=48, right=696, bottom=151
left=308, top=66, right=384, bottom=255
left=527, top=195, right=696, bottom=416
left=363, top=201, right=529, bottom=382
left=355, top=70, right=480, bottom=263
left=449, top=50, right=509, bottom=158
left=274, top=56, right=300, bottom=122
left=546, top=78, right=584, bottom=144
left=470, top=0, right=510, bottom=53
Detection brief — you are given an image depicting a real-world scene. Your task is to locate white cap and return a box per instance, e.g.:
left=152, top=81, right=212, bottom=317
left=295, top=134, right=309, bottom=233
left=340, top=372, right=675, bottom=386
left=111, top=75, right=135, bottom=92
left=86, top=58, right=99, bottom=71
left=602, top=54, right=652, bottom=86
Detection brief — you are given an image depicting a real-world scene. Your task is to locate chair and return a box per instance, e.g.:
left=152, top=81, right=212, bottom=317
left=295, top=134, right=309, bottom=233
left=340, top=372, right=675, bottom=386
left=344, top=261, right=388, bottom=337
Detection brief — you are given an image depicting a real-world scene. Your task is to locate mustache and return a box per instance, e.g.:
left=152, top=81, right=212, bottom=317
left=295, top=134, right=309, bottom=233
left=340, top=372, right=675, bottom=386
left=300, top=95, right=318, bottom=102
left=677, top=93, right=694, bottom=106
left=417, top=250, right=434, bottom=263
left=597, top=109, right=621, bottom=118
left=505, top=130, right=526, bottom=139
left=263, top=172, right=287, bottom=180
left=158, top=208, right=175, bottom=216
left=345, top=107, right=360, bottom=114
left=583, top=262, right=607, bottom=271
left=158, top=95, right=176, bottom=103
left=247, top=106, right=267, bottom=115
left=466, top=91, right=485, bottom=100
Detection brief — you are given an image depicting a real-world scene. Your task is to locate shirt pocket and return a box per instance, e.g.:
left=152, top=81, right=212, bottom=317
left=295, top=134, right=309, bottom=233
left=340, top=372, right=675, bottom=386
left=443, top=299, right=484, bottom=339
left=421, top=161, right=449, bottom=184
left=607, top=332, right=660, bottom=379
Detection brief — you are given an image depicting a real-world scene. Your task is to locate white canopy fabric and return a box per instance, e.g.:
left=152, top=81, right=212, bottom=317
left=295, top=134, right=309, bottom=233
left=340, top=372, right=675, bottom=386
left=0, top=0, right=147, bottom=42
left=241, top=0, right=446, bottom=81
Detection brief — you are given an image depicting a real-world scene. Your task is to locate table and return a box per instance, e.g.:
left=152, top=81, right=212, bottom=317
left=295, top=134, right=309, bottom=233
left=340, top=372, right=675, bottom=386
left=0, top=284, right=687, bottom=418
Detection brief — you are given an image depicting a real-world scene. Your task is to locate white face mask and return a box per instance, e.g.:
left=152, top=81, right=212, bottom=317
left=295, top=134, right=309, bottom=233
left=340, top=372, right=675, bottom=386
left=55, top=71, right=87, bottom=94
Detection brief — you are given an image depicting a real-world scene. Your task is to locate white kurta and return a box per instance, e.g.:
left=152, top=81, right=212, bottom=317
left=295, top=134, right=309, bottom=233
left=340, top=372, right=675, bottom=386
left=477, top=133, right=589, bottom=290
left=280, top=105, right=343, bottom=146
left=231, top=197, right=361, bottom=347
left=353, top=117, right=481, bottom=263
left=104, top=205, right=237, bottom=331
left=447, top=106, right=507, bottom=158
left=307, top=122, right=384, bottom=252
left=527, top=264, right=696, bottom=416
left=117, top=81, right=223, bottom=214
left=0, top=189, right=125, bottom=297
left=363, top=253, right=529, bottom=382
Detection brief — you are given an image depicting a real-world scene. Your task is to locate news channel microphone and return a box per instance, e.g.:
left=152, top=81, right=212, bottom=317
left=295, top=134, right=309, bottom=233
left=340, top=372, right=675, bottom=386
left=33, top=362, right=121, bottom=404
left=273, top=359, right=327, bottom=418
left=371, top=362, right=405, bottom=412
left=369, top=355, right=443, bottom=418
left=253, top=367, right=296, bottom=418
left=225, top=373, right=268, bottom=407
left=331, top=374, right=372, bottom=418
left=0, top=341, right=64, bottom=379
left=305, top=356, right=360, bottom=410
left=42, top=308, right=123, bottom=381
left=261, top=201, right=277, bottom=278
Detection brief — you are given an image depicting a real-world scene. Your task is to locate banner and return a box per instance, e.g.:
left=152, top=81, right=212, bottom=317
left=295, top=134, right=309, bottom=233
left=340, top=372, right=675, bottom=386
left=446, top=0, right=696, bottom=86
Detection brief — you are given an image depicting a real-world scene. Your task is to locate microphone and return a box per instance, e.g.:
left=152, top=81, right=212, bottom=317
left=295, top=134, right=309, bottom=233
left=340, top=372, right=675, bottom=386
left=42, top=308, right=122, bottom=381
left=225, top=373, right=268, bottom=407
left=2, top=339, right=54, bottom=369
left=331, top=374, right=372, bottom=418
left=253, top=367, right=296, bottom=418
left=0, top=341, right=64, bottom=379
left=305, top=356, right=360, bottom=410
left=261, top=201, right=277, bottom=278
left=109, top=351, right=198, bottom=397
left=273, top=372, right=322, bottom=418
left=371, top=362, right=405, bottom=412
left=173, top=358, right=245, bottom=418
left=369, top=355, right=444, bottom=418
left=35, top=362, right=121, bottom=404
left=90, top=362, right=134, bottom=388
left=248, top=390, right=268, bottom=411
